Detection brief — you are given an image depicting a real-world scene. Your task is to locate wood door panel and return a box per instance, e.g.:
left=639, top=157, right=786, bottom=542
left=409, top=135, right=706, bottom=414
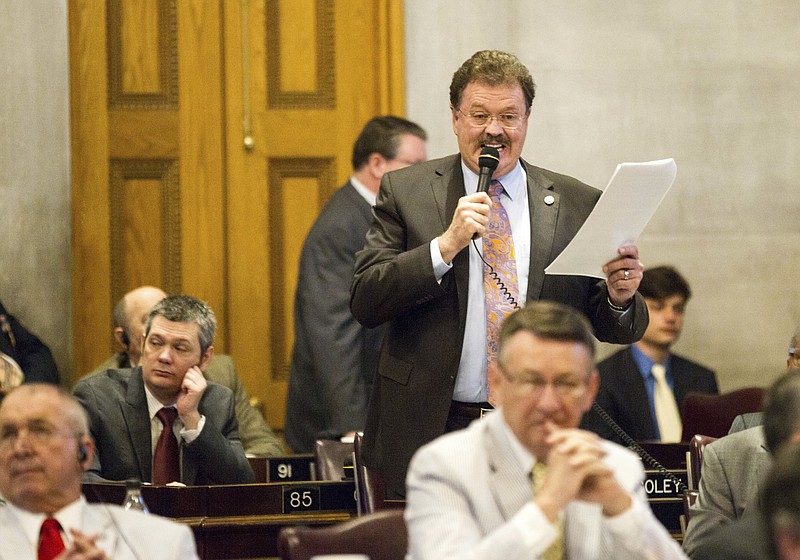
left=71, top=0, right=405, bottom=431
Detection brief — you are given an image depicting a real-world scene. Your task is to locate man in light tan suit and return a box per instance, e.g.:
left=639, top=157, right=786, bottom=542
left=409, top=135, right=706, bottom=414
left=82, top=286, right=283, bottom=457
left=404, top=302, right=685, bottom=560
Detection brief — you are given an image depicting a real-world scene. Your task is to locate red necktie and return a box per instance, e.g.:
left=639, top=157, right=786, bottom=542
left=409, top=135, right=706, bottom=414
left=38, top=518, right=65, bottom=560
left=153, top=407, right=180, bottom=484
left=483, top=180, right=519, bottom=403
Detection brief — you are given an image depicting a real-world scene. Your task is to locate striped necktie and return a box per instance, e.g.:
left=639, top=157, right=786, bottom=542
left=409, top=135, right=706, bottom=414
left=532, top=462, right=564, bottom=560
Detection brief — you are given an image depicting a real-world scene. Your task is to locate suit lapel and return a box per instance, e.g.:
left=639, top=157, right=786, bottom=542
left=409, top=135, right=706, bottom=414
left=521, top=161, right=557, bottom=302
left=79, top=502, right=119, bottom=556
left=124, top=368, right=155, bottom=482
left=432, top=156, right=470, bottom=328
left=0, top=507, right=32, bottom=559
left=483, top=413, right=531, bottom=520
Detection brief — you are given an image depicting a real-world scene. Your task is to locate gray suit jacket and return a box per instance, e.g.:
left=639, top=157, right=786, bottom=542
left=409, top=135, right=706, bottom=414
left=86, top=353, right=285, bottom=457
left=73, top=367, right=255, bottom=485
left=682, top=426, right=772, bottom=557
left=405, top=410, right=687, bottom=560
left=0, top=498, right=198, bottom=560
left=728, top=412, right=764, bottom=434
left=285, top=182, right=385, bottom=452
left=350, top=154, right=648, bottom=496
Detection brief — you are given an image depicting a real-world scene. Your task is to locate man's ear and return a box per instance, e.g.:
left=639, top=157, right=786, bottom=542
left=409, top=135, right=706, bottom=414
left=487, top=362, right=504, bottom=407
left=78, top=437, right=95, bottom=470
left=582, top=369, right=600, bottom=413
left=113, top=327, right=128, bottom=350
left=198, top=345, right=214, bottom=372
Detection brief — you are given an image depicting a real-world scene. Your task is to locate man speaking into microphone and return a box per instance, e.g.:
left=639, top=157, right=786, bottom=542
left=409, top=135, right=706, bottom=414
left=350, top=50, right=650, bottom=499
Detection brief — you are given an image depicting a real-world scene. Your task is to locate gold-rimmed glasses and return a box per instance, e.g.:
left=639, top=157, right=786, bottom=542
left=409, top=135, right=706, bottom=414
left=455, top=108, right=526, bottom=130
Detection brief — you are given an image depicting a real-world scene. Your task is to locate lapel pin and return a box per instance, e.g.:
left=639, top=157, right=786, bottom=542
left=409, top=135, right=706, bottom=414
left=544, top=195, right=555, bottom=206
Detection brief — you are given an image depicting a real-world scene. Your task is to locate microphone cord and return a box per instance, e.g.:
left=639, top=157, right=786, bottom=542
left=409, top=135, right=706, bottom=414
left=472, top=238, right=521, bottom=310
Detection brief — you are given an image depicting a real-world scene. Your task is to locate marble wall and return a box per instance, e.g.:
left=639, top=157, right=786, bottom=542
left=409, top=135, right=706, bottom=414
left=404, top=1, right=800, bottom=390
left=0, top=1, right=71, bottom=381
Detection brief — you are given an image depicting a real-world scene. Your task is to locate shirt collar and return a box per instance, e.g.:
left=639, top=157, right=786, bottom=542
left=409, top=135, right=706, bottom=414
left=630, top=344, right=671, bottom=378
left=460, top=159, right=526, bottom=201
left=349, top=176, right=377, bottom=206
left=6, top=495, right=85, bottom=549
left=493, top=406, right=537, bottom=474
left=144, top=382, right=176, bottom=420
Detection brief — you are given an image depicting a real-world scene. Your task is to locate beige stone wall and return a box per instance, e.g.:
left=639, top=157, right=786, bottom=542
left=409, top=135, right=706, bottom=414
left=0, top=1, right=71, bottom=381
left=3, top=1, right=799, bottom=391
left=405, top=1, right=800, bottom=390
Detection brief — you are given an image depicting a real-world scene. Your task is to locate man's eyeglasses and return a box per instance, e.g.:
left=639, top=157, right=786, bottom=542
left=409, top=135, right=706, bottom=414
left=455, top=109, right=526, bottom=130
left=0, top=421, right=79, bottom=450
left=499, top=368, right=587, bottom=399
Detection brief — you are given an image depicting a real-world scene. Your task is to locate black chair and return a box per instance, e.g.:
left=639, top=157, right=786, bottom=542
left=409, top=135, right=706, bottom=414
left=313, top=439, right=354, bottom=481
left=353, top=431, right=392, bottom=514
left=681, top=488, right=700, bottom=536
left=688, top=434, right=718, bottom=489
left=277, top=508, right=407, bottom=560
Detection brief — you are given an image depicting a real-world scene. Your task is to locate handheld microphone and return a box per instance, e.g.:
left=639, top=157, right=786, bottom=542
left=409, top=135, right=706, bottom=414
left=476, top=146, right=500, bottom=193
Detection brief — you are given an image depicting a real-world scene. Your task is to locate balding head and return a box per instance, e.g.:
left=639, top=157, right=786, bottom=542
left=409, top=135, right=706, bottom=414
left=113, top=286, right=168, bottom=366
left=0, top=384, right=94, bottom=514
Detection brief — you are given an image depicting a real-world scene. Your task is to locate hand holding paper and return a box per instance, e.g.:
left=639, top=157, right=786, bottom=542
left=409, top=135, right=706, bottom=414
left=544, top=158, right=677, bottom=279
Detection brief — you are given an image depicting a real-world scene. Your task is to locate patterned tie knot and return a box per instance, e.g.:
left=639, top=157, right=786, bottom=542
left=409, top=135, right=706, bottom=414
left=488, top=180, right=504, bottom=198
left=157, top=407, right=178, bottom=428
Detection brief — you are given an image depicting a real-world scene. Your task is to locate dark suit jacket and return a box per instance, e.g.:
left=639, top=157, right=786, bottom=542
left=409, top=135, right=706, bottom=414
left=86, top=353, right=285, bottom=457
left=580, top=346, right=719, bottom=444
left=73, top=367, right=255, bottom=484
left=0, top=301, right=59, bottom=384
left=350, top=154, right=649, bottom=497
left=285, top=182, right=385, bottom=453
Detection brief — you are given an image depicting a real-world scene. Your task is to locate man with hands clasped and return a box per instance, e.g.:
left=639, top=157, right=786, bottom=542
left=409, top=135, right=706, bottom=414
left=73, top=295, right=254, bottom=485
left=404, top=302, right=686, bottom=560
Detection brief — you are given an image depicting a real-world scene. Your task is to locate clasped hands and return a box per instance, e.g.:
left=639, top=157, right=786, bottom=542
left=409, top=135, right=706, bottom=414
left=534, top=422, right=632, bottom=523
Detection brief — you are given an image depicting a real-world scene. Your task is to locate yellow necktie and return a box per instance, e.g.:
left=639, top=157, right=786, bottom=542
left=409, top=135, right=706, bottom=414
left=532, top=461, right=564, bottom=560
left=651, top=363, right=682, bottom=442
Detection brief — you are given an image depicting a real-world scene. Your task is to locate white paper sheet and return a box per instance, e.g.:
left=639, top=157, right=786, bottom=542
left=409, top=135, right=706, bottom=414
left=544, top=158, right=677, bottom=279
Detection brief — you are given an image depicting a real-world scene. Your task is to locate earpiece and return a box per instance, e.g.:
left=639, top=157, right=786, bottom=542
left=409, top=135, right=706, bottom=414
left=78, top=444, right=88, bottom=462
left=121, top=329, right=130, bottom=346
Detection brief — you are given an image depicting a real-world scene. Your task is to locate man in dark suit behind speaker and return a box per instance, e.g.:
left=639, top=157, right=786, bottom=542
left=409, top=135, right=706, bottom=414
left=581, top=265, right=718, bottom=444
left=284, top=116, right=427, bottom=453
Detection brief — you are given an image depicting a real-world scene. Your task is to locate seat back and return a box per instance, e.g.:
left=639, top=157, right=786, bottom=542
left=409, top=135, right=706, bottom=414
left=681, top=387, right=765, bottom=441
left=681, top=488, right=700, bottom=536
left=277, top=508, right=407, bottom=560
left=313, top=439, right=354, bottom=481
left=353, top=431, right=387, bottom=514
left=688, top=434, right=718, bottom=489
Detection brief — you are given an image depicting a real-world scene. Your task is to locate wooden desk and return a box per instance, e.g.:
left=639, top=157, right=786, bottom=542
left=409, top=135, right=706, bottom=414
left=83, top=479, right=357, bottom=559
left=637, top=442, right=690, bottom=539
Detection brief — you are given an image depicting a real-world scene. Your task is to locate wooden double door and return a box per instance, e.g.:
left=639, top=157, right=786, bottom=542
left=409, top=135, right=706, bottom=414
left=69, top=0, right=406, bottom=428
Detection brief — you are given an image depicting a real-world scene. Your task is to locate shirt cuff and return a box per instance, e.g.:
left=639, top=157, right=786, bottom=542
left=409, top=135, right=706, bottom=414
left=430, top=238, right=452, bottom=282
left=510, top=502, right=559, bottom=555
left=180, top=414, right=206, bottom=443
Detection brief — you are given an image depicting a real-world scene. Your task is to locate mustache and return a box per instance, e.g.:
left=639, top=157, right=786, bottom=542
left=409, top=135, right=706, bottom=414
left=479, top=134, right=509, bottom=147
